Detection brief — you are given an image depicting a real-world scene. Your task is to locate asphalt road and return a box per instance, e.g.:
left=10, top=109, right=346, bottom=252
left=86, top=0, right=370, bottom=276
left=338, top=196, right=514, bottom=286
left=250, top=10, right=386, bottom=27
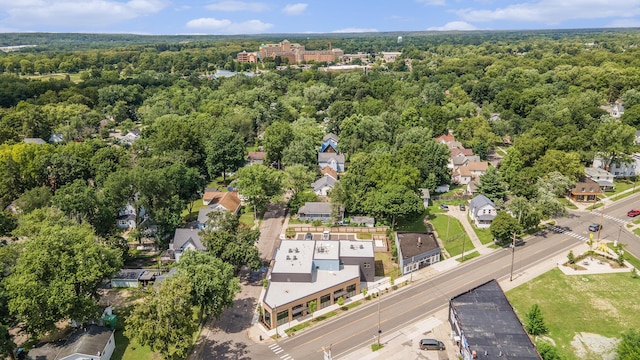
left=262, top=193, right=640, bottom=360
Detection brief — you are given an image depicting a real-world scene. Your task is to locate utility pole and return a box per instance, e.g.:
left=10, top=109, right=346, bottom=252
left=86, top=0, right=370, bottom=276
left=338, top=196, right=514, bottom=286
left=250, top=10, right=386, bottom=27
left=461, top=235, right=466, bottom=262
left=597, top=202, right=605, bottom=244
left=377, top=286, right=381, bottom=346
left=510, top=231, right=516, bottom=281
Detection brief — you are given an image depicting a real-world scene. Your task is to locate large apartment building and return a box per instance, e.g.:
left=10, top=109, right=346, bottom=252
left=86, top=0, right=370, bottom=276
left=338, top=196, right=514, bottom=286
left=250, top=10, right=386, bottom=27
left=237, top=40, right=344, bottom=64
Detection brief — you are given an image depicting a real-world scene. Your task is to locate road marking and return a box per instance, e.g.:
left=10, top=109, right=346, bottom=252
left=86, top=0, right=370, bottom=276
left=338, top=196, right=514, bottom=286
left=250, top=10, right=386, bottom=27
left=549, top=226, right=589, bottom=242
left=274, top=348, right=284, bottom=354
left=281, top=355, right=292, bottom=359
left=269, top=344, right=280, bottom=349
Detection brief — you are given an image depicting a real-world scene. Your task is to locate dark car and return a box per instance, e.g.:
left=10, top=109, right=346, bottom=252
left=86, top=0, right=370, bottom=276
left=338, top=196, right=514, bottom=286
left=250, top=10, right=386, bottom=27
left=440, top=204, right=449, bottom=211
left=494, top=238, right=524, bottom=248
left=627, top=209, right=640, bottom=217
left=419, top=339, right=445, bottom=351
left=304, top=233, right=313, bottom=241
left=459, top=204, right=466, bottom=211
left=588, top=223, right=602, bottom=232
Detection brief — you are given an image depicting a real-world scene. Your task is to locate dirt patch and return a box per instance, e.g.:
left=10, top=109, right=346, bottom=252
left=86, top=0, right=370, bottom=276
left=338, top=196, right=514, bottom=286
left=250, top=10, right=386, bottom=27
left=571, top=332, right=618, bottom=360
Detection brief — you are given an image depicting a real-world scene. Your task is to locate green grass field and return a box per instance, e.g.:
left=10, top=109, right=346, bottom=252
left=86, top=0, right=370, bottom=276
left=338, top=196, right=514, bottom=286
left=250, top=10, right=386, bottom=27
left=507, top=269, right=640, bottom=360
left=428, top=213, right=474, bottom=257
left=397, top=209, right=429, bottom=232
left=604, top=180, right=636, bottom=197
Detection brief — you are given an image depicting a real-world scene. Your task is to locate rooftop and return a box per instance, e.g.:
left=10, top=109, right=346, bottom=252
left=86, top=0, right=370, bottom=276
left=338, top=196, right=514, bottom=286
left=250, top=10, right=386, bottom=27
left=318, top=152, right=345, bottom=163
left=171, top=228, right=205, bottom=251
left=396, top=232, right=440, bottom=259
left=28, top=325, right=114, bottom=360
left=585, top=167, right=613, bottom=178
left=340, top=240, right=374, bottom=258
left=298, top=202, right=333, bottom=215
left=272, top=240, right=315, bottom=275
left=313, top=240, right=340, bottom=260
left=450, top=280, right=540, bottom=360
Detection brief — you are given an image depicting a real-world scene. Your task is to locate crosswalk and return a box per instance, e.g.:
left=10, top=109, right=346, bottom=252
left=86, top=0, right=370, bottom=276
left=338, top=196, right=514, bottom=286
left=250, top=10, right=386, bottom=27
left=592, top=211, right=629, bottom=225
left=548, top=226, right=590, bottom=242
left=268, top=343, right=294, bottom=360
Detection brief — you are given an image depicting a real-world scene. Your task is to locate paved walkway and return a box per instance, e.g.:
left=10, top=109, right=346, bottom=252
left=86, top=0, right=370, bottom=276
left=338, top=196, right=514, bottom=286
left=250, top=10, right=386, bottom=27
left=446, top=206, right=493, bottom=255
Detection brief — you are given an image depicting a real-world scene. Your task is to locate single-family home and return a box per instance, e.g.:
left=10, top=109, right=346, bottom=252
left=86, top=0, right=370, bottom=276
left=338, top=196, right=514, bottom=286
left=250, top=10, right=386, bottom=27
left=419, top=188, right=430, bottom=208
left=168, top=228, right=205, bottom=262
left=27, top=324, right=116, bottom=360
left=570, top=178, right=601, bottom=202
left=469, top=195, right=496, bottom=228
left=585, top=167, right=615, bottom=191
left=454, top=162, right=489, bottom=185
left=198, top=191, right=242, bottom=228
left=350, top=216, right=375, bottom=227
left=24, top=138, right=47, bottom=145
left=311, top=174, right=337, bottom=196
left=395, top=232, right=441, bottom=275
left=49, top=133, right=64, bottom=144
left=611, top=103, right=625, bottom=118
left=323, top=133, right=339, bottom=144
left=318, top=153, right=345, bottom=172
left=449, top=280, right=541, bottom=360
left=247, top=151, right=266, bottom=165
left=466, top=178, right=480, bottom=195
left=110, top=269, right=155, bottom=288
left=320, top=166, right=339, bottom=180
left=319, top=140, right=338, bottom=153
left=120, top=129, right=140, bottom=146
left=435, top=132, right=456, bottom=145
left=297, top=202, right=344, bottom=222
left=116, top=203, right=146, bottom=230
left=593, top=153, right=640, bottom=178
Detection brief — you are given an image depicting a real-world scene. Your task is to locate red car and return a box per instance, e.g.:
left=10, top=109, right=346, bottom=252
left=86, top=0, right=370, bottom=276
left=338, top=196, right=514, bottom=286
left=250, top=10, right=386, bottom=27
left=628, top=209, right=640, bottom=217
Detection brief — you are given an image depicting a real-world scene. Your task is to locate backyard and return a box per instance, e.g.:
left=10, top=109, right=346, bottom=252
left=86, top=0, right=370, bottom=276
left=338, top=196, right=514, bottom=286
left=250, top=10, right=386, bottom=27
left=507, top=269, right=640, bottom=360
left=427, top=211, right=474, bottom=257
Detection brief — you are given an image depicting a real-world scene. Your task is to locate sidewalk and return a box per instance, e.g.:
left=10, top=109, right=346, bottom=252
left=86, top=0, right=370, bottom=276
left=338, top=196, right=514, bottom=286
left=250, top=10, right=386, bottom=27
left=447, top=206, right=492, bottom=255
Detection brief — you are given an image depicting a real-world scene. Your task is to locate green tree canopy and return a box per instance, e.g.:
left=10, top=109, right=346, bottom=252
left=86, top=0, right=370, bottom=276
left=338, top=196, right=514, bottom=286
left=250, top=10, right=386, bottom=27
left=204, top=127, right=245, bottom=183
left=617, top=329, right=640, bottom=360
left=525, top=303, right=548, bottom=336
left=236, top=164, right=283, bottom=215
left=490, top=211, right=522, bottom=246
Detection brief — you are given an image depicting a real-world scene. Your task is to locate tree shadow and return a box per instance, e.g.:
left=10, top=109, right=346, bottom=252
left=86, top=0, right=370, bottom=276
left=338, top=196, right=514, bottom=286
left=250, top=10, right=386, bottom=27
left=212, top=296, right=257, bottom=334
left=199, top=339, right=251, bottom=360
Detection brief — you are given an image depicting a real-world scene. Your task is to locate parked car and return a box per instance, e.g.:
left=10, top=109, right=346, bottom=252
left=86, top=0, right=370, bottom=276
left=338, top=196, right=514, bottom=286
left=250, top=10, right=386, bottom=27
left=494, top=238, right=524, bottom=248
left=627, top=209, right=640, bottom=217
left=439, top=204, right=449, bottom=211
left=459, top=204, right=466, bottom=211
left=305, top=233, right=313, bottom=241
left=588, top=223, right=602, bottom=232
left=419, top=338, right=445, bottom=351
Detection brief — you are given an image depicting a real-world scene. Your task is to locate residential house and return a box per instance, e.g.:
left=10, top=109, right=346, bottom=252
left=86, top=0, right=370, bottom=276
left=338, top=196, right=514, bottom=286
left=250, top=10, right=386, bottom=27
left=435, top=184, right=450, bottom=193
left=311, top=174, right=337, bottom=196
left=570, top=178, right=601, bottom=202
left=593, top=153, right=640, bottom=178
left=247, top=151, right=266, bottom=165
left=120, top=129, right=140, bottom=146
left=468, top=195, right=496, bottom=228
left=585, top=167, right=615, bottom=191
left=318, top=153, right=345, bottom=172
left=419, top=188, right=430, bottom=208
left=48, top=133, right=64, bottom=144
left=454, top=162, right=489, bottom=185
left=319, top=140, right=338, bottom=153
left=323, top=133, right=339, bottom=144
left=395, top=232, right=441, bottom=275
left=611, top=103, right=625, bottom=118
left=297, top=202, right=344, bottom=222
left=27, top=324, right=116, bottom=360
left=449, top=280, right=541, bottom=360
left=198, top=191, right=242, bottom=228
left=435, top=132, right=456, bottom=145
left=320, top=166, right=339, bottom=180
left=110, top=269, right=155, bottom=288
left=116, top=203, right=145, bottom=229
left=350, top=216, right=375, bottom=227
left=24, top=138, right=46, bottom=145
left=168, top=228, right=205, bottom=262
left=466, top=178, right=480, bottom=195
left=261, top=239, right=374, bottom=329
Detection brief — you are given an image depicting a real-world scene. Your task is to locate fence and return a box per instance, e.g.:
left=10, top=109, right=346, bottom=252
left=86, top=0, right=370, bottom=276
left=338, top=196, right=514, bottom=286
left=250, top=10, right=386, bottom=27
left=287, top=226, right=389, bottom=233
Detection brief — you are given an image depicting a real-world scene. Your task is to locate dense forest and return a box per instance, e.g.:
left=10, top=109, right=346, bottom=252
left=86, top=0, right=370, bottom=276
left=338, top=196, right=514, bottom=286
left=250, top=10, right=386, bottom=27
left=1, top=29, right=640, bottom=358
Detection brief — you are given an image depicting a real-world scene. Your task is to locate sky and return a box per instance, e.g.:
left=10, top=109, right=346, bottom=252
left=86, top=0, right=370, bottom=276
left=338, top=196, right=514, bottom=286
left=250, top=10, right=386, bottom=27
left=0, top=0, right=640, bottom=35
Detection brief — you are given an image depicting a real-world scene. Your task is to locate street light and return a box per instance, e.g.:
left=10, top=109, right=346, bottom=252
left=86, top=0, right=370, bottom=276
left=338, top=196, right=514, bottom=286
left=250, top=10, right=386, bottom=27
left=377, top=285, right=381, bottom=346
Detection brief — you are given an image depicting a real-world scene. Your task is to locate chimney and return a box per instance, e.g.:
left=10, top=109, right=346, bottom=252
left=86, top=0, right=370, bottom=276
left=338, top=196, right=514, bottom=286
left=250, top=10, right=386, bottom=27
left=418, top=237, right=422, bottom=247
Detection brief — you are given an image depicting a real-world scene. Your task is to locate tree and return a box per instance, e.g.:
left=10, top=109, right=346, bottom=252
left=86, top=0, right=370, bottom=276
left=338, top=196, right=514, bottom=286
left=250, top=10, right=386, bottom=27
left=617, top=329, right=640, bottom=360
left=0, top=324, right=15, bottom=360
left=201, top=216, right=261, bottom=273
left=204, top=128, right=245, bottom=183
left=0, top=211, right=17, bottom=237
left=506, top=196, right=541, bottom=231
left=307, top=300, right=317, bottom=316
left=52, top=179, right=98, bottom=224
left=125, top=275, right=198, bottom=360
left=477, top=167, right=507, bottom=203
left=15, top=186, right=52, bottom=213
left=236, top=164, right=284, bottom=216
left=176, top=251, right=241, bottom=323
left=285, top=164, right=316, bottom=196
left=282, top=140, right=318, bottom=170
left=592, top=121, right=636, bottom=170
left=536, top=340, right=561, bottom=360
left=364, top=185, right=422, bottom=229
left=490, top=211, right=522, bottom=246
left=525, top=304, right=548, bottom=336
left=263, top=121, right=294, bottom=169
left=5, top=209, right=122, bottom=336
left=533, top=150, right=583, bottom=182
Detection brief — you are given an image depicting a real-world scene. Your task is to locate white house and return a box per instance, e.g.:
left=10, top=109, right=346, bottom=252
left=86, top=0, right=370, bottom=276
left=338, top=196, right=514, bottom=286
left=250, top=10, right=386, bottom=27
left=585, top=167, right=615, bottom=191
left=593, top=153, right=640, bottom=178
left=28, top=325, right=116, bottom=360
left=116, top=203, right=146, bottom=229
left=311, top=174, right=337, bottom=196
left=469, top=195, right=496, bottom=229
left=169, top=228, right=205, bottom=262
left=318, top=153, right=345, bottom=172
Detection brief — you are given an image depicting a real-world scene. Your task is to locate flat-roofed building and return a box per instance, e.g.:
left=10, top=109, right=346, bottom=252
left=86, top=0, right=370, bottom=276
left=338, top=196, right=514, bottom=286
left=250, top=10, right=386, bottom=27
left=395, top=232, right=441, bottom=275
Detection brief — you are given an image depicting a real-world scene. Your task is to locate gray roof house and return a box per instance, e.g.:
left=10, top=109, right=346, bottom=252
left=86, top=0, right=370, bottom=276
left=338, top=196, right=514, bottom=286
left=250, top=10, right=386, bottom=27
left=27, top=324, right=116, bottom=360
left=323, top=133, right=339, bottom=143
left=311, top=174, right=337, bottom=196
left=318, top=152, right=345, bottom=172
left=395, top=232, right=441, bottom=275
left=350, top=216, right=375, bottom=227
left=24, top=138, right=47, bottom=145
left=169, top=228, right=205, bottom=262
left=298, top=202, right=344, bottom=222
left=585, top=167, right=615, bottom=191
left=419, top=188, right=430, bottom=208
left=469, top=194, right=496, bottom=229
left=449, top=280, right=541, bottom=360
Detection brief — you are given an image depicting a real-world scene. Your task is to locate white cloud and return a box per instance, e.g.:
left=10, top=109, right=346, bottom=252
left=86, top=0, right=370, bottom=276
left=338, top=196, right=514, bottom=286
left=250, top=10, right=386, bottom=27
left=206, top=1, right=269, bottom=12
left=332, top=27, right=378, bottom=33
left=185, top=17, right=273, bottom=34
left=456, top=0, right=640, bottom=24
left=605, top=18, right=640, bottom=28
left=417, top=0, right=446, bottom=5
left=428, top=21, right=477, bottom=31
left=0, top=0, right=167, bottom=27
left=282, top=3, right=307, bottom=15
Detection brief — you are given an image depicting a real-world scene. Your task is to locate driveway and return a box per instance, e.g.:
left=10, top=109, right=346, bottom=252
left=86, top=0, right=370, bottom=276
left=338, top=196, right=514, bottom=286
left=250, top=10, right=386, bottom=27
left=444, top=206, right=492, bottom=255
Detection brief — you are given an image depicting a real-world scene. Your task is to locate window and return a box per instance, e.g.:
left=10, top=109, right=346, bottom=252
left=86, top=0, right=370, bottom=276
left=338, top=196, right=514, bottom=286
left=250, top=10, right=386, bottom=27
left=363, top=262, right=371, bottom=269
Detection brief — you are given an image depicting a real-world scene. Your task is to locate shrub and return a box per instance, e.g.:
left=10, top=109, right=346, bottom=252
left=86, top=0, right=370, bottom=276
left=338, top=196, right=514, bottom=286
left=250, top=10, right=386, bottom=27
left=567, top=250, right=575, bottom=264
left=336, top=297, right=344, bottom=306
left=311, top=220, right=322, bottom=226
left=525, top=304, right=548, bottom=336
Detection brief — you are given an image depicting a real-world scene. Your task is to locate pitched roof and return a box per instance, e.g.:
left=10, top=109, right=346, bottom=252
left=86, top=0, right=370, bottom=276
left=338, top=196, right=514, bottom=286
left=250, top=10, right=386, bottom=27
left=466, top=161, right=489, bottom=171
left=202, top=191, right=241, bottom=213
left=27, top=325, right=114, bottom=360
left=320, top=166, right=338, bottom=180
left=298, top=202, right=333, bottom=215
left=319, top=141, right=339, bottom=153
left=318, top=152, right=345, bottom=163
left=311, top=174, right=337, bottom=191
left=323, top=133, right=339, bottom=142
left=397, top=232, right=440, bottom=259
left=24, top=138, right=46, bottom=145
left=247, top=151, right=266, bottom=160
left=469, top=194, right=495, bottom=214
left=171, top=228, right=205, bottom=251
left=450, top=148, right=474, bottom=157
left=435, top=132, right=456, bottom=144
left=450, top=280, right=540, bottom=360
left=420, top=188, right=430, bottom=200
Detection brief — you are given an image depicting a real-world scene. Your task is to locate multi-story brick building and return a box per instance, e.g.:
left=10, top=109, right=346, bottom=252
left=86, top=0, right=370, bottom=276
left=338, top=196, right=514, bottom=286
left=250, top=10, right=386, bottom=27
left=237, top=40, right=343, bottom=64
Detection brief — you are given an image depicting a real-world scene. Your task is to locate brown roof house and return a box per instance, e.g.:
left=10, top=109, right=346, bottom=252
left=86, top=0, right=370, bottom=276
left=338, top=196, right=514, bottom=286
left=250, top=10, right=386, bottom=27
left=395, top=232, right=441, bottom=275
left=199, top=191, right=242, bottom=228
left=570, top=178, right=601, bottom=202
left=247, top=151, right=266, bottom=165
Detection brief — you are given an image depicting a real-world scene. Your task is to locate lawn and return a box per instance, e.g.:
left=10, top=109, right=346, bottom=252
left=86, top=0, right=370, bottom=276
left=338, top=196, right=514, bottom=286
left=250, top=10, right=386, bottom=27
left=611, top=188, right=640, bottom=201
left=470, top=221, right=494, bottom=245
left=397, top=209, right=428, bottom=232
left=603, top=180, right=636, bottom=197
left=239, top=207, right=256, bottom=228
left=428, top=213, right=474, bottom=257
left=374, top=252, right=401, bottom=279
left=181, top=198, right=206, bottom=222
left=112, top=306, right=156, bottom=360
left=558, top=197, right=578, bottom=210
left=507, top=269, right=640, bottom=360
